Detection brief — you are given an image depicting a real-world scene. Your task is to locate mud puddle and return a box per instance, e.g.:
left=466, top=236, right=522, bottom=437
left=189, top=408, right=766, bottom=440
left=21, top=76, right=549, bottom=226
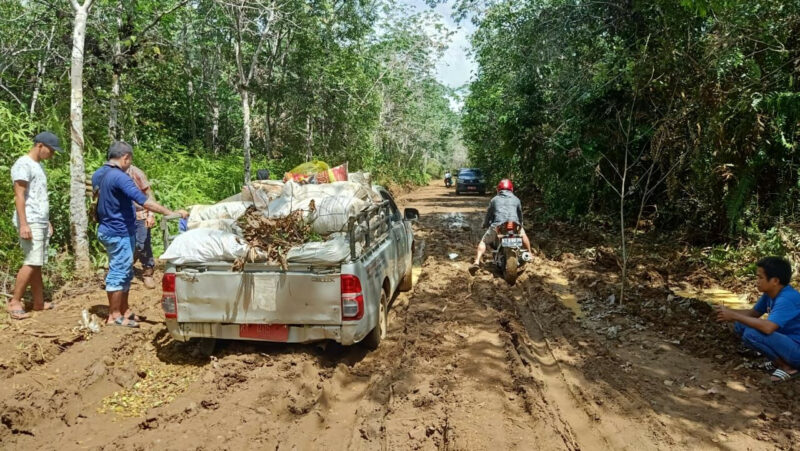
left=670, top=283, right=751, bottom=307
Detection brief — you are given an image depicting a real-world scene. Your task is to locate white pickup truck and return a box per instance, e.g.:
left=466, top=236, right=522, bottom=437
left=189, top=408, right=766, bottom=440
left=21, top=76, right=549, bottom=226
left=159, top=186, right=418, bottom=349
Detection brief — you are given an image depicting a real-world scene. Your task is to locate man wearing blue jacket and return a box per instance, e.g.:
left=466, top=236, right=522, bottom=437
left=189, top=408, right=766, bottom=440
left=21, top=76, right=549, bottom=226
left=92, top=141, right=188, bottom=327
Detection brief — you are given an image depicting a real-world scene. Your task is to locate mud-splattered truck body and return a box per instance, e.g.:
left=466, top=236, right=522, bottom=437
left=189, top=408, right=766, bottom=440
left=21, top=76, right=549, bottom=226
left=160, top=187, right=417, bottom=348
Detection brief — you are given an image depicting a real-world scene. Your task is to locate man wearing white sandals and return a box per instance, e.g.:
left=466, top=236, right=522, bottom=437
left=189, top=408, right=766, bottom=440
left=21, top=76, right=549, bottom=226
left=715, top=257, right=800, bottom=383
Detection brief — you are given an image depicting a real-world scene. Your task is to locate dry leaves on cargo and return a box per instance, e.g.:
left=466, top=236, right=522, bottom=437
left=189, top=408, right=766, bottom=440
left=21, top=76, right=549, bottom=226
left=234, top=203, right=316, bottom=271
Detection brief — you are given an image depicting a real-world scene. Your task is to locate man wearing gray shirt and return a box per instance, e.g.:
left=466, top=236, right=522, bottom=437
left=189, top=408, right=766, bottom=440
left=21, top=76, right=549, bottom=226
left=7, top=132, right=61, bottom=320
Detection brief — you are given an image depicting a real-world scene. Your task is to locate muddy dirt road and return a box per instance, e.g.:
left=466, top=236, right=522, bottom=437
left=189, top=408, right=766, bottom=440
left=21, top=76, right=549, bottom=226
left=1, top=183, right=798, bottom=450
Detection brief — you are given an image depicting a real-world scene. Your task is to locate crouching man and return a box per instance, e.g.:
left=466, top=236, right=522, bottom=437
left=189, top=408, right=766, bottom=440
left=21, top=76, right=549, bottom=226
left=715, top=257, right=800, bottom=383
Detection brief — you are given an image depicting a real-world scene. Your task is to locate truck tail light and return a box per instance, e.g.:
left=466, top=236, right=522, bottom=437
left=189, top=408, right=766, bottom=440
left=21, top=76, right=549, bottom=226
left=161, top=273, right=177, bottom=319
left=341, top=274, right=364, bottom=321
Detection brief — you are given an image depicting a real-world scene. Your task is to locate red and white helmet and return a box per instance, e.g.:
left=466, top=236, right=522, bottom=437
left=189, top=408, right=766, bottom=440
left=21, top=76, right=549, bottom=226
left=497, top=179, right=514, bottom=192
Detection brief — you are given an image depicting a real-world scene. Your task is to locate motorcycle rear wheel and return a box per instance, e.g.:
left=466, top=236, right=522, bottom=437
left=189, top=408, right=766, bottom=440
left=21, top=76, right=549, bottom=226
left=503, top=250, right=519, bottom=284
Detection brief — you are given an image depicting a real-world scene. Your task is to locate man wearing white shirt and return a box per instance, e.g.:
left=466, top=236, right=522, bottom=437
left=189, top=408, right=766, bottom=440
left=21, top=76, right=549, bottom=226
left=7, top=132, right=61, bottom=320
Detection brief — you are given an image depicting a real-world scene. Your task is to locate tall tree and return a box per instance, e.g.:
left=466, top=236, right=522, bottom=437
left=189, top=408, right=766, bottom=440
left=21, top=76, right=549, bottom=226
left=69, top=0, right=94, bottom=273
left=219, top=0, right=282, bottom=183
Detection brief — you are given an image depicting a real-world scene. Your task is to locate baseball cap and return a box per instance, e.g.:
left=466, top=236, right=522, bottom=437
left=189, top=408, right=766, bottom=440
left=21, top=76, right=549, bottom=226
left=33, top=131, right=63, bottom=153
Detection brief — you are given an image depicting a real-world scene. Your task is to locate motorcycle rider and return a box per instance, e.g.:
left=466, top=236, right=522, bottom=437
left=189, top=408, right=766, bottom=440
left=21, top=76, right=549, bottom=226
left=470, top=179, right=533, bottom=275
left=444, top=170, right=452, bottom=187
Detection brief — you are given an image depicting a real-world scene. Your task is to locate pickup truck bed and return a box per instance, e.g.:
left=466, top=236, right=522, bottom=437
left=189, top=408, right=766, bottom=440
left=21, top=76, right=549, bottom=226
left=161, top=186, right=417, bottom=348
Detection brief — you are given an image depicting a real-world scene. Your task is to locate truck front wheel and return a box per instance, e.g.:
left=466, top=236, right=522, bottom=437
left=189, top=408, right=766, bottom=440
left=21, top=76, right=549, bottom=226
left=364, top=292, right=387, bottom=350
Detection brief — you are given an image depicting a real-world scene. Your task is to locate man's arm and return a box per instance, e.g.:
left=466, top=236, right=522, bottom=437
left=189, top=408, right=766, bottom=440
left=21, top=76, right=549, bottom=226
left=716, top=306, right=778, bottom=334
left=143, top=199, right=188, bottom=218
left=119, top=174, right=188, bottom=219
left=517, top=201, right=523, bottom=227
left=13, top=181, right=31, bottom=239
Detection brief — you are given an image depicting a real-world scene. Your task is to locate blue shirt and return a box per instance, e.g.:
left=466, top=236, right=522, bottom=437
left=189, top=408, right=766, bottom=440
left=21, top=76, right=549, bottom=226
left=92, top=164, right=148, bottom=237
left=754, top=285, right=800, bottom=342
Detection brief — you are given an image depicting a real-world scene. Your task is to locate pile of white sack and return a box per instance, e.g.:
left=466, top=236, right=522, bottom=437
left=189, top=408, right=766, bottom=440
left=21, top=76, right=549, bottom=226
left=160, top=173, right=379, bottom=266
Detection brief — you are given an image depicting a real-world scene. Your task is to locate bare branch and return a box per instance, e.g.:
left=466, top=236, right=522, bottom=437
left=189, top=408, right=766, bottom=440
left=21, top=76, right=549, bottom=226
left=0, top=81, right=24, bottom=107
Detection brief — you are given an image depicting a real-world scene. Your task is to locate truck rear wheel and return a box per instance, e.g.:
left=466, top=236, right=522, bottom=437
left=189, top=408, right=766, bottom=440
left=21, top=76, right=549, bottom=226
left=364, top=292, right=387, bottom=350
left=190, top=337, right=217, bottom=357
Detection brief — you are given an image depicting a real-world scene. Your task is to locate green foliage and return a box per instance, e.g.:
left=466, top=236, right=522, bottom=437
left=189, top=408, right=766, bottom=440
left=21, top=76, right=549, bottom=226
left=463, top=0, right=800, bottom=241
left=0, top=0, right=461, bottom=288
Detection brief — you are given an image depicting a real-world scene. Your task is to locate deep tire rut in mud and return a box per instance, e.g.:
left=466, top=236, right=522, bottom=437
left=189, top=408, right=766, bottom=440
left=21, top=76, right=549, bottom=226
left=0, top=183, right=797, bottom=450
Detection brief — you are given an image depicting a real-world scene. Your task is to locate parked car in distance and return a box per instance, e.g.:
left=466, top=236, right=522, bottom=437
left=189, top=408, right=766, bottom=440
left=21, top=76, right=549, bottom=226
left=455, top=168, right=487, bottom=195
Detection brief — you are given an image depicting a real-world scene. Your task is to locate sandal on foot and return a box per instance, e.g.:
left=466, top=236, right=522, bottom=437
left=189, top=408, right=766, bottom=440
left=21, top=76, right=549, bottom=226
left=761, top=361, right=777, bottom=372
left=33, top=302, right=55, bottom=311
left=770, top=368, right=799, bottom=383
left=7, top=309, right=30, bottom=320
left=125, top=312, right=146, bottom=322
left=112, top=316, right=139, bottom=328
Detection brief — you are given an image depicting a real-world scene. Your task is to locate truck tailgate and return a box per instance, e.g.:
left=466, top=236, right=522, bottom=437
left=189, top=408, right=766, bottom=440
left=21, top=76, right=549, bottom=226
left=175, top=270, right=342, bottom=324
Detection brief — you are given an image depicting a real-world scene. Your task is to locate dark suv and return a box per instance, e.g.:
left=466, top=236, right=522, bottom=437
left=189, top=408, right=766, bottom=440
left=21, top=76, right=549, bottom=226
left=455, top=168, right=487, bottom=195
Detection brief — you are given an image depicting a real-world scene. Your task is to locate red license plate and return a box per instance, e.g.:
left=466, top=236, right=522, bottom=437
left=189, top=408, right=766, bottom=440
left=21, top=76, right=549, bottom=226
left=239, top=324, right=289, bottom=341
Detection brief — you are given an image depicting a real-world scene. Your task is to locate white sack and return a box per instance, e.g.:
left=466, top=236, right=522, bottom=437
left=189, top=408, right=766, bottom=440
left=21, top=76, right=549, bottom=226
left=264, top=181, right=375, bottom=222
left=308, top=195, right=367, bottom=235
left=189, top=201, right=253, bottom=222
left=287, top=233, right=355, bottom=264
left=279, top=180, right=373, bottom=203
left=186, top=218, right=241, bottom=234
left=160, top=229, right=248, bottom=264
left=242, top=181, right=284, bottom=208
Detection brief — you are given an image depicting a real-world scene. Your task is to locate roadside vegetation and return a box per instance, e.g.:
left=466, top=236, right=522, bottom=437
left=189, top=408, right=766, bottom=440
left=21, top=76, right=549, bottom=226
left=460, top=0, right=800, bottom=290
left=0, top=0, right=461, bottom=286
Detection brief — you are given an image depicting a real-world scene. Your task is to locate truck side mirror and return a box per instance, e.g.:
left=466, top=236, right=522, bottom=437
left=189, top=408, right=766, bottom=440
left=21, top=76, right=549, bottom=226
left=404, top=208, right=420, bottom=222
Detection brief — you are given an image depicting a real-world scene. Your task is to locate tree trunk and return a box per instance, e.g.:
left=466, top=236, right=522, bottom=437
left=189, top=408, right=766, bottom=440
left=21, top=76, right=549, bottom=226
left=108, top=0, right=122, bottom=140
left=109, top=71, right=121, bottom=139
left=69, top=0, right=93, bottom=273
left=305, top=114, right=313, bottom=162
left=187, top=80, right=195, bottom=141
left=264, top=111, right=272, bottom=159
left=241, top=89, right=251, bottom=183
left=211, top=101, right=220, bottom=156
left=30, top=23, right=56, bottom=117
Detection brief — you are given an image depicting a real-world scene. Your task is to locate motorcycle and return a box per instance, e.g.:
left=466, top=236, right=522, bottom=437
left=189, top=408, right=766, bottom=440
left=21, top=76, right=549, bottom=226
left=444, top=173, right=453, bottom=188
left=492, top=221, right=531, bottom=284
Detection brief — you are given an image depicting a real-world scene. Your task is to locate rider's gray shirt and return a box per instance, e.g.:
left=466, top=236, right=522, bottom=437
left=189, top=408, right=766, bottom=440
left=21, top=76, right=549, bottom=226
left=483, top=190, right=523, bottom=228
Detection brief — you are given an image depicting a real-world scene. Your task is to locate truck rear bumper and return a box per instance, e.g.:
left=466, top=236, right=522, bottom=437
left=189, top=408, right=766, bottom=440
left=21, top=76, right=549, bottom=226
left=165, top=320, right=362, bottom=345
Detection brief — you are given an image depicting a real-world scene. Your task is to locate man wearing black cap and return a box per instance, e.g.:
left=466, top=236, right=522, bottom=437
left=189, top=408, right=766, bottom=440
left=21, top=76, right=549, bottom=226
left=7, top=132, right=62, bottom=320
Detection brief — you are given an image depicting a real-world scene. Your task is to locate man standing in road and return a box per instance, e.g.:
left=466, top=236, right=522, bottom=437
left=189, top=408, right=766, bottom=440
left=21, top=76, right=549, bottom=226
left=7, top=132, right=62, bottom=320
left=93, top=141, right=188, bottom=327
left=126, top=165, right=157, bottom=289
